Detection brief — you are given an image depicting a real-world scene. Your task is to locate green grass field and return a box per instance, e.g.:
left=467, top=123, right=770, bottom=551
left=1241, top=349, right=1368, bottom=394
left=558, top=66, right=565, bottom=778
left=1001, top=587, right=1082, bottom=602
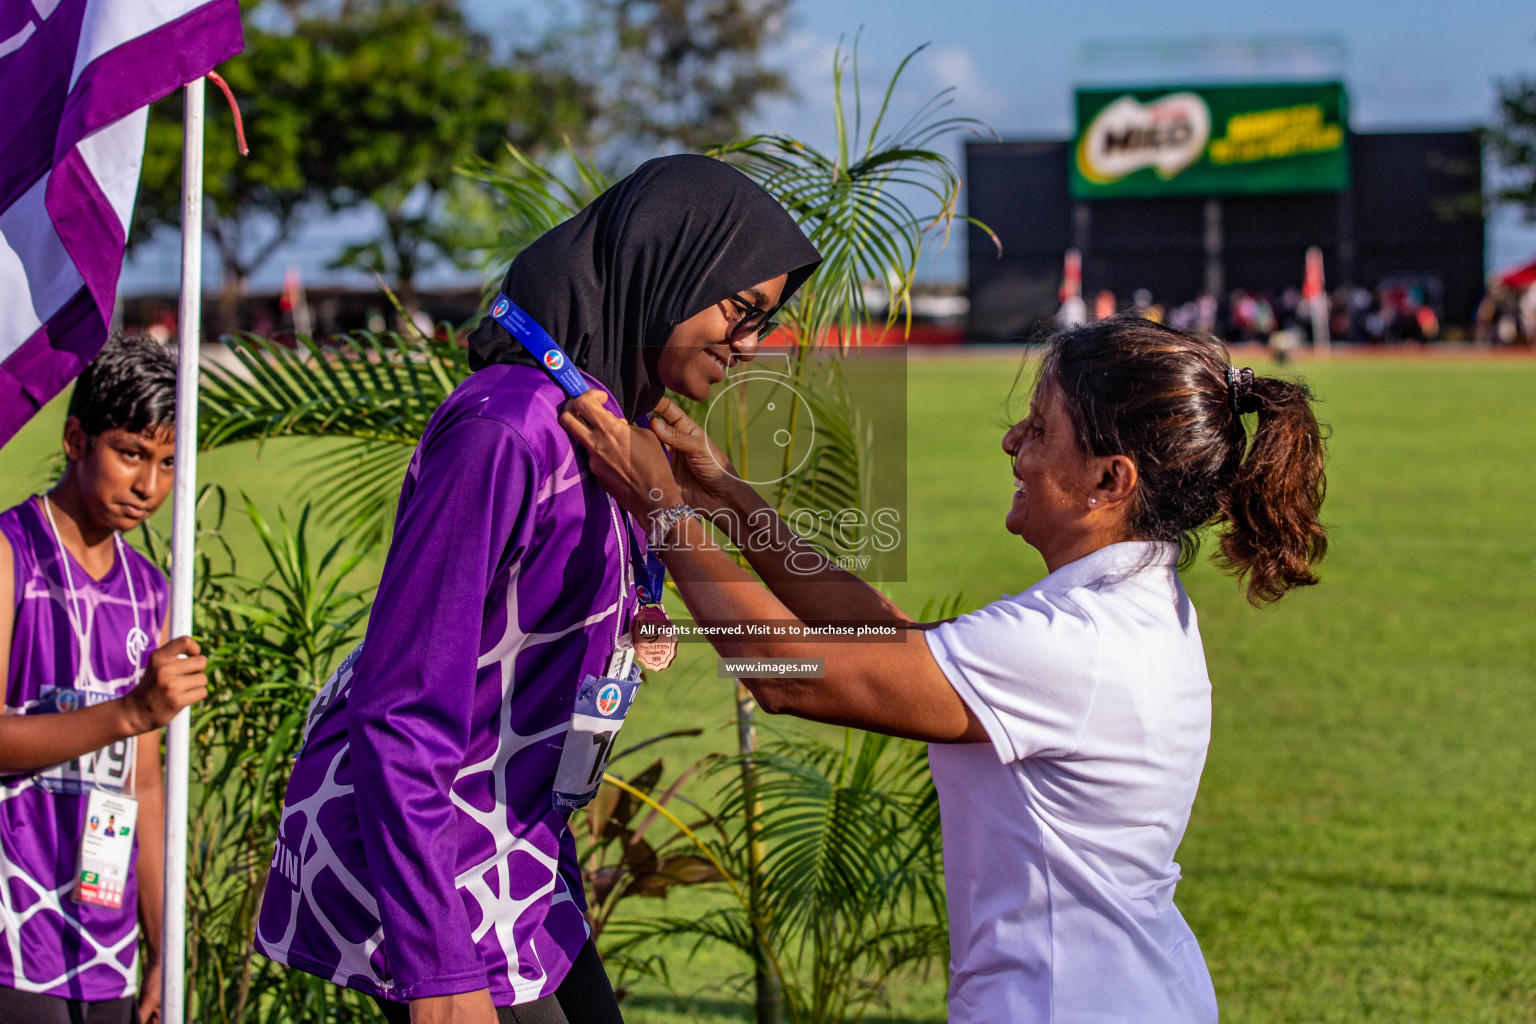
left=4, top=353, right=1534, bottom=1022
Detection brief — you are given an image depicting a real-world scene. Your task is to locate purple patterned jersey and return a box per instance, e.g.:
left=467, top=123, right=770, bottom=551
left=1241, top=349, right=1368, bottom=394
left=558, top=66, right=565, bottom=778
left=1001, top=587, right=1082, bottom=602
left=0, top=498, right=167, bottom=1000
left=254, top=365, right=645, bottom=1006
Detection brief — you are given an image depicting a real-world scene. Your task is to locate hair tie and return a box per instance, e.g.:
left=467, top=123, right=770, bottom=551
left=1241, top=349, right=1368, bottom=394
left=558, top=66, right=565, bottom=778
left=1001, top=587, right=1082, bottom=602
left=1226, top=365, right=1259, bottom=414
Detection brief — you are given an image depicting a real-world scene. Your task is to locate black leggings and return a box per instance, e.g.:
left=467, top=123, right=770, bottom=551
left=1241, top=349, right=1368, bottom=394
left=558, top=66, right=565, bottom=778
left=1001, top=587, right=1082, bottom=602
left=0, top=987, right=134, bottom=1024
left=375, top=940, right=622, bottom=1024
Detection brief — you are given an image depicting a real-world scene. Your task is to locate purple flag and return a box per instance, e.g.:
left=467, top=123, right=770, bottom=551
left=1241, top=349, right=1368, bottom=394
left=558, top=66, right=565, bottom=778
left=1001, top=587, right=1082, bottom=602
left=0, top=0, right=243, bottom=447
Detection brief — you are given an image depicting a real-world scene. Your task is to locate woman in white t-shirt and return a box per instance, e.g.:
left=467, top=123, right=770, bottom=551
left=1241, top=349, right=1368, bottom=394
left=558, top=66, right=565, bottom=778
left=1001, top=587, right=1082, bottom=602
left=561, top=315, right=1328, bottom=1023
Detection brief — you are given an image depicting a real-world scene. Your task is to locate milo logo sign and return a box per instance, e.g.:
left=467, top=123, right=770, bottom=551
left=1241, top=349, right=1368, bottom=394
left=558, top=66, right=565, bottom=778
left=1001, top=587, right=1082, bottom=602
left=1070, top=82, right=1350, bottom=198
left=1076, top=92, right=1211, bottom=185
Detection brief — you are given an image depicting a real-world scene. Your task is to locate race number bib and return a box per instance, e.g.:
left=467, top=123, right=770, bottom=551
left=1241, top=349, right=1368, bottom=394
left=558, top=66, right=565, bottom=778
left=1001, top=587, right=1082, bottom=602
left=552, top=670, right=641, bottom=814
left=31, top=687, right=135, bottom=796
left=74, top=788, right=138, bottom=910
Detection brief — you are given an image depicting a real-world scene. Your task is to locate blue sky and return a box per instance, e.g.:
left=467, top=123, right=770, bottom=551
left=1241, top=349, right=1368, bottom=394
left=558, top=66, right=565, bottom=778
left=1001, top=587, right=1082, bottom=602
left=122, top=0, right=1536, bottom=294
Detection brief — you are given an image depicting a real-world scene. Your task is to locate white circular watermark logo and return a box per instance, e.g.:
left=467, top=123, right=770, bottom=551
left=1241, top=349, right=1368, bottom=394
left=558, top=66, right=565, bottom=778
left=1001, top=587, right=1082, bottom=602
left=703, top=365, right=816, bottom=487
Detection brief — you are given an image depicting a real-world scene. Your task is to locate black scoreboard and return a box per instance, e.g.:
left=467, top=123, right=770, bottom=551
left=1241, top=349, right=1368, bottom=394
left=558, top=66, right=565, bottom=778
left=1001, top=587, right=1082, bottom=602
left=965, top=130, right=1484, bottom=341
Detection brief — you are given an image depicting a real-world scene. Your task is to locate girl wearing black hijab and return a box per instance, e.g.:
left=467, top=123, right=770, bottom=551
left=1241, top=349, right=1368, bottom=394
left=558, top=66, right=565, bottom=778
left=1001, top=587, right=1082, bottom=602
left=254, top=155, right=821, bottom=1024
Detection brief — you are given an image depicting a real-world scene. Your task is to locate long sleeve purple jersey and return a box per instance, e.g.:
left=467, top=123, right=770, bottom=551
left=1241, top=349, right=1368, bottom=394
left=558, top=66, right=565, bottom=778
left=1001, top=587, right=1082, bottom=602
left=254, top=365, right=645, bottom=1005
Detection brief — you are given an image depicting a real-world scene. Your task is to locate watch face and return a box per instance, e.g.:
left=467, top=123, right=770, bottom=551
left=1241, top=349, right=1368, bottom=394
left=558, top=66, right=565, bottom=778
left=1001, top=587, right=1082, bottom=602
left=649, top=506, right=691, bottom=548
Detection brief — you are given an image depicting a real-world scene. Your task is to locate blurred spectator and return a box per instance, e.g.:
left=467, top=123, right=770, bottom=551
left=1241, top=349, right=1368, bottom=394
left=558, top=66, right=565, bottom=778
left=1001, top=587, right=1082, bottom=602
left=1167, top=301, right=1199, bottom=332
left=1132, top=288, right=1164, bottom=324
left=1093, top=289, right=1117, bottom=321
left=1074, top=279, right=1481, bottom=345
left=1197, top=294, right=1219, bottom=334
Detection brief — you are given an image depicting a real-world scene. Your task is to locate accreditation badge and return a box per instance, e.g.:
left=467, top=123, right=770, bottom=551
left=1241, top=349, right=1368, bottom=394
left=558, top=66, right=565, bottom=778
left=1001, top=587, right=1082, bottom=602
left=552, top=670, right=641, bottom=814
left=74, top=788, right=138, bottom=910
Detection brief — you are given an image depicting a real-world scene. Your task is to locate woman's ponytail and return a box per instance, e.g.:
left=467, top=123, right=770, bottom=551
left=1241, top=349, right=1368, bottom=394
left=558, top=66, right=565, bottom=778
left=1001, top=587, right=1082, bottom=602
left=1040, top=317, right=1328, bottom=606
left=1215, top=375, right=1328, bottom=605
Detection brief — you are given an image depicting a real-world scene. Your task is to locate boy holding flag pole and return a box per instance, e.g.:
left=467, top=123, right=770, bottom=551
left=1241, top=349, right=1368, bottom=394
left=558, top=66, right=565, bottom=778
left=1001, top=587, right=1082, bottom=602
left=0, top=3, right=244, bottom=1019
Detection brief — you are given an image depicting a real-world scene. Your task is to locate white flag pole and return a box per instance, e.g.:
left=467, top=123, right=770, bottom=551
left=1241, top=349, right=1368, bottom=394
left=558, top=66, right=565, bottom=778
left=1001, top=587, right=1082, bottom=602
left=162, top=74, right=205, bottom=1024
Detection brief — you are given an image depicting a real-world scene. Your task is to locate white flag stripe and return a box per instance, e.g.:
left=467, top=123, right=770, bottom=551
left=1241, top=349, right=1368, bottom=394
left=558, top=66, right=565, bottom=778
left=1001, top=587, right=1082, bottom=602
left=76, top=107, right=149, bottom=237
left=2, top=0, right=240, bottom=448
left=0, top=173, right=85, bottom=359
left=70, top=0, right=211, bottom=90
left=0, top=22, right=37, bottom=61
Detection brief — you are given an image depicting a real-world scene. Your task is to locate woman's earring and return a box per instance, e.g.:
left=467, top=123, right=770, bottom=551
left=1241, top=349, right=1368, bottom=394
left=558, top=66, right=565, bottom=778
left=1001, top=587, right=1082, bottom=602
left=1088, top=497, right=1098, bottom=507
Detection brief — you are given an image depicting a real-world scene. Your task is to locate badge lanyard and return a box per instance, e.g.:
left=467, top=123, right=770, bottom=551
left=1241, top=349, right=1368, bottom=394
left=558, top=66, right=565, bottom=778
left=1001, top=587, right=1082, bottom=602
left=489, top=292, right=667, bottom=608
left=39, top=496, right=143, bottom=911
left=36, top=496, right=143, bottom=801
left=41, top=495, right=146, bottom=685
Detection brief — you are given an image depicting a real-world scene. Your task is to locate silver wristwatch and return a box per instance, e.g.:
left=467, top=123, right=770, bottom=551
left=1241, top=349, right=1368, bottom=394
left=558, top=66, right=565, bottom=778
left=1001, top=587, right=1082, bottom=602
left=648, top=503, right=699, bottom=549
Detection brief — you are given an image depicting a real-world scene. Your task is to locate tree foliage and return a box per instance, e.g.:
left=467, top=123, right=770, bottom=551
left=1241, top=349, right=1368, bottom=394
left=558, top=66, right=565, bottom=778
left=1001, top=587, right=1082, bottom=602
left=1489, top=71, right=1536, bottom=223
left=137, top=26, right=324, bottom=309
left=135, top=0, right=592, bottom=317
left=561, top=0, right=793, bottom=154
left=301, top=0, right=592, bottom=309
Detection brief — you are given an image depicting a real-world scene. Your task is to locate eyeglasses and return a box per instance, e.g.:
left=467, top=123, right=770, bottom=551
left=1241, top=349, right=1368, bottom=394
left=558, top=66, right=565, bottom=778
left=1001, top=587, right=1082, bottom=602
left=725, top=294, right=781, bottom=340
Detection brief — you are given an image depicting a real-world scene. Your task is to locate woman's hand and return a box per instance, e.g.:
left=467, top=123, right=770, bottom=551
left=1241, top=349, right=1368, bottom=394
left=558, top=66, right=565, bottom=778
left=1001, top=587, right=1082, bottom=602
left=647, top=397, right=743, bottom=518
left=561, top=392, right=683, bottom=520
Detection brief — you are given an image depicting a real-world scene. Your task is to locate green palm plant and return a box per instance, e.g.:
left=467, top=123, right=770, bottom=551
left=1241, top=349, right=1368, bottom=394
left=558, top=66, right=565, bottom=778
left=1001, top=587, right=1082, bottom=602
left=141, top=491, right=377, bottom=1023
left=603, top=728, right=947, bottom=1024
left=461, top=142, right=610, bottom=282
left=710, top=37, right=990, bottom=351
left=200, top=328, right=469, bottom=549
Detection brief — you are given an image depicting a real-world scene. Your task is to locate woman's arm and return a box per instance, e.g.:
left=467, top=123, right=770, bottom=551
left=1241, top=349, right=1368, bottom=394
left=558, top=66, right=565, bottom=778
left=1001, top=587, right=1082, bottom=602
left=659, top=516, right=985, bottom=742
left=562, top=397, right=986, bottom=744
left=703, top=475, right=911, bottom=627
left=643, top=398, right=909, bottom=627
left=0, top=535, right=207, bottom=774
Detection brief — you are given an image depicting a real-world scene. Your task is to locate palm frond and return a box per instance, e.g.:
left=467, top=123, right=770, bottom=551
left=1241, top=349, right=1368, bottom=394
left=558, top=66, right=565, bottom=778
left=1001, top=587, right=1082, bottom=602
left=202, top=331, right=467, bottom=447
left=199, top=330, right=469, bottom=544
left=709, top=37, right=996, bottom=352
left=708, top=729, right=944, bottom=960
left=459, top=141, right=611, bottom=284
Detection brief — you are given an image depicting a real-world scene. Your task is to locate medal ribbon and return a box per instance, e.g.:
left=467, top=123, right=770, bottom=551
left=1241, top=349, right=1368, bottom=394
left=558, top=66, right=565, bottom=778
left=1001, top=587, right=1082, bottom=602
left=489, top=293, right=666, bottom=604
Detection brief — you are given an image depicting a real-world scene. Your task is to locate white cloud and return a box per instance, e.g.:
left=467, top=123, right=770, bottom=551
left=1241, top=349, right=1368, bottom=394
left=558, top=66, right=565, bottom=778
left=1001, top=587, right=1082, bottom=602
left=922, top=43, right=1005, bottom=117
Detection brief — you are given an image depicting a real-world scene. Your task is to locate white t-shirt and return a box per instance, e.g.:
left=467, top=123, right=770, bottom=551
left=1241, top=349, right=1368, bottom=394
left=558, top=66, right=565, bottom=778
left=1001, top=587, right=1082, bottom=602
left=925, top=541, right=1218, bottom=1024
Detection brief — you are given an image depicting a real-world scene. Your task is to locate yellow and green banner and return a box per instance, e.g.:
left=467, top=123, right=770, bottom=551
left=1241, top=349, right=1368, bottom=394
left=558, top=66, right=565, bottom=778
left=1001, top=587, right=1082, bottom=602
left=1070, top=82, right=1350, bottom=198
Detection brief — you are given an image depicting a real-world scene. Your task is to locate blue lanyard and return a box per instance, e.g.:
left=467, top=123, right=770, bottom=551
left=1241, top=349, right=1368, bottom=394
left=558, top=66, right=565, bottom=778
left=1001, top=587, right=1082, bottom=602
left=490, top=293, right=590, bottom=398
left=489, top=293, right=666, bottom=605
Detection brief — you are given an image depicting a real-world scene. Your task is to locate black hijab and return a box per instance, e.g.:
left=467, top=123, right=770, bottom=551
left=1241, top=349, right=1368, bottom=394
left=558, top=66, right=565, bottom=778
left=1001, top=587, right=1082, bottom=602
left=466, top=154, right=823, bottom=420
